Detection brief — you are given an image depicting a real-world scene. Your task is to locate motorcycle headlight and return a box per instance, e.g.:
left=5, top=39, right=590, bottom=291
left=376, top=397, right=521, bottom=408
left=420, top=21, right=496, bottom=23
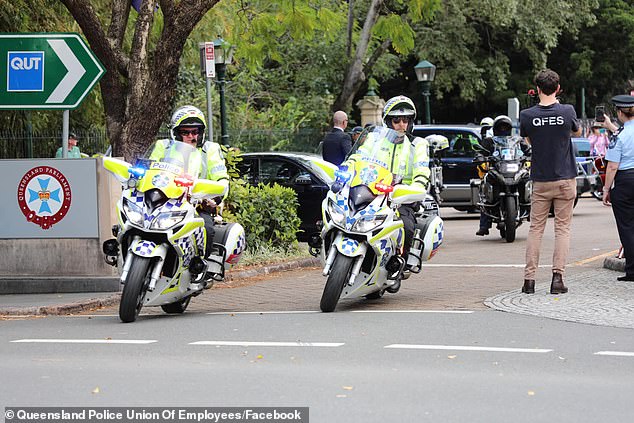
left=352, top=215, right=387, bottom=232
left=501, top=163, right=519, bottom=173
left=151, top=211, right=187, bottom=230
left=328, top=199, right=346, bottom=227
left=122, top=198, right=144, bottom=226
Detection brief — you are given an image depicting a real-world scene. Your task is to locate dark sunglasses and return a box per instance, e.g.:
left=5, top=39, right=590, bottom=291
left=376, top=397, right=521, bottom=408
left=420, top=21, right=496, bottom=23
left=178, top=129, right=200, bottom=136
left=391, top=117, right=410, bottom=124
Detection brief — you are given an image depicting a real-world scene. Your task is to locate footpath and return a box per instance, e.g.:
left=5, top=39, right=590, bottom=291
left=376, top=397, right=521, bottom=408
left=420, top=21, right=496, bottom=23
left=0, top=256, right=630, bottom=330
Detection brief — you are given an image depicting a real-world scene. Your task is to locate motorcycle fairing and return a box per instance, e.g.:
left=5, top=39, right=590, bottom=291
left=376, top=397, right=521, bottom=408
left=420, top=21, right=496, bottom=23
left=130, top=239, right=166, bottom=258
left=334, top=235, right=365, bottom=257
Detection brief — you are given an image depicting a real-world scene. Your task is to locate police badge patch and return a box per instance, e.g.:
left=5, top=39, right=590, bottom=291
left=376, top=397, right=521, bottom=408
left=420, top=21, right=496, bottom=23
left=608, top=135, right=618, bottom=149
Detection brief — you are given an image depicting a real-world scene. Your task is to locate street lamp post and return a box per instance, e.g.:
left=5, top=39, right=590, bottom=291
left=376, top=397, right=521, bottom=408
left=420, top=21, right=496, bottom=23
left=213, top=38, right=234, bottom=146
left=414, top=60, right=436, bottom=124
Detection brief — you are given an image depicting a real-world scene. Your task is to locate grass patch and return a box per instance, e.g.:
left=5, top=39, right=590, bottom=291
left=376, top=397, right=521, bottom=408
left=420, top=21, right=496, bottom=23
left=235, top=243, right=313, bottom=268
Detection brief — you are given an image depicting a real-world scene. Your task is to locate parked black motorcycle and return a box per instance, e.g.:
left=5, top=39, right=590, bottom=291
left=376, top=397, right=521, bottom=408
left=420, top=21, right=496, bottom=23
left=471, top=136, right=531, bottom=243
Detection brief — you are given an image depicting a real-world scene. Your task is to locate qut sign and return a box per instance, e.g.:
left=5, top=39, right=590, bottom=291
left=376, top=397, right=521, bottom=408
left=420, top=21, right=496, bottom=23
left=8, top=51, right=45, bottom=92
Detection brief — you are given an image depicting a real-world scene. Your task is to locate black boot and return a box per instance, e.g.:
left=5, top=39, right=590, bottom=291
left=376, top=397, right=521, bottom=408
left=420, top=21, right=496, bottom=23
left=476, top=227, right=489, bottom=236
left=550, top=273, right=568, bottom=294
left=617, top=274, right=634, bottom=281
left=521, top=279, right=535, bottom=294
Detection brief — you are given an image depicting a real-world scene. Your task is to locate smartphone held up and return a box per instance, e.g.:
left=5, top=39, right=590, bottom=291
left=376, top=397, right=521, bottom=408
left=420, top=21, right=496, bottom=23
left=595, top=106, right=606, bottom=122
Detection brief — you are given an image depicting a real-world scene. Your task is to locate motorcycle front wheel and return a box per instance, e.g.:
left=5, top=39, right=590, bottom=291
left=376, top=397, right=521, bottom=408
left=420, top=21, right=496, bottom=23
left=320, top=252, right=354, bottom=312
left=504, top=196, right=517, bottom=243
left=119, top=256, right=151, bottom=323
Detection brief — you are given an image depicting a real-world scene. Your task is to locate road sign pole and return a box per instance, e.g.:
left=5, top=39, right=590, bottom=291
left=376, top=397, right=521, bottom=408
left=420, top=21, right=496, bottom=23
left=62, top=109, right=69, bottom=158
left=206, top=77, right=214, bottom=143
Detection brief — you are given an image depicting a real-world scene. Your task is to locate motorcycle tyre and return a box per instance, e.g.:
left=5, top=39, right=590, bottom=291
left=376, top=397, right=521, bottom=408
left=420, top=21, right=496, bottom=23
left=320, top=253, right=354, bottom=312
left=591, top=189, right=603, bottom=201
left=119, top=256, right=151, bottom=323
left=504, top=196, right=517, bottom=243
left=161, top=297, right=191, bottom=314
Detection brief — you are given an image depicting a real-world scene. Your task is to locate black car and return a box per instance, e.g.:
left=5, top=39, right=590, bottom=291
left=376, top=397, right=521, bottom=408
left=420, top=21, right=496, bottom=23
left=237, top=152, right=336, bottom=241
left=412, top=124, right=484, bottom=211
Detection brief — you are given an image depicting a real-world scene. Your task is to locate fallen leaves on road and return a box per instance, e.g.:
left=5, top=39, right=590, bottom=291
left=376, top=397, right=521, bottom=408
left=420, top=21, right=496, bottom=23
left=92, top=387, right=100, bottom=394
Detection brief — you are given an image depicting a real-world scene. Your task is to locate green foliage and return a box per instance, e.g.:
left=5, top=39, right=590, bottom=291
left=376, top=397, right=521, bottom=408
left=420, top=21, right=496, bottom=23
left=223, top=181, right=302, bottom=252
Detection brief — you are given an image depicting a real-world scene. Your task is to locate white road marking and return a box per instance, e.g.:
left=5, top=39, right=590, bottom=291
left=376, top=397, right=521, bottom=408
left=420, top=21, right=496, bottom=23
left=351, top=310, right=474, bottom=314
left=206, top=311, right=319, bottom=315
left=385, top=344, right=552, bottom=353
left=189, top=341, right=344, bottom=347
left=11, top=339, right=157, bottom=344
left=423, top=264, right=550, bottom=268
left=594, top=351, right=634, bottom=357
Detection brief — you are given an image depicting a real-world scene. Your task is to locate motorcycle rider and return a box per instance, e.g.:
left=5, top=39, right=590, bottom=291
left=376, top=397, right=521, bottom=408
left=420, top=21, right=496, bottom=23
left=342, top=95, right=431, bottom=292
left=475, top=115, right=531, bottom=236
left=480, top=117, right=494, bottom=140
left=151, top=105, right=229, bottom=258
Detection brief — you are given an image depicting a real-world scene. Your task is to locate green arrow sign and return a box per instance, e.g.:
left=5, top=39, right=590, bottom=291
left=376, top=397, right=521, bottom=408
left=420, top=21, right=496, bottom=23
left=0, top=33, right=105, bottom=110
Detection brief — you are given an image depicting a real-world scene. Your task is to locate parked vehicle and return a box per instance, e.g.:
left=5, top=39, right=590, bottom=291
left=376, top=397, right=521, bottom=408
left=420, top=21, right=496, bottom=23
left=572, top=137, right=604, bottom=200
left=237, top=152, right=336, bottom=242
left=472, top=135, right=531, bottom=242
left=102, top=141, right=245, bottom=322
left=412, top=124, right=484, bottom=211
left=317, top=127, right=444, bottom=312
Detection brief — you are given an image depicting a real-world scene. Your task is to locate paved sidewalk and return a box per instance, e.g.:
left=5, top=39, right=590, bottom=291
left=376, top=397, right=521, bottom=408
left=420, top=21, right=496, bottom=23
left=0, top=257, right=320, bottom=317
left=485, top=264, right=634, bottom=329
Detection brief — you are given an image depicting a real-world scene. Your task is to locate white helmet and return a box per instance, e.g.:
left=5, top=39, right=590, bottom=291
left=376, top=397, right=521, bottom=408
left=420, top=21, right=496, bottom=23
left=493, top=115, right=513, bottom=136
left=170, top=105, right=207, bottom=146
left=383, top=95, right=417, bottom=133
left=480, top=117, right=494, bottom=127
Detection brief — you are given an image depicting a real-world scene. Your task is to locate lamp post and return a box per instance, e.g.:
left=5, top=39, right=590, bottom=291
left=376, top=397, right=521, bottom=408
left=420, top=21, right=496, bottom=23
left=213, top=37, right=234, bottom=146
left=414, top=60, right=436, bottom=124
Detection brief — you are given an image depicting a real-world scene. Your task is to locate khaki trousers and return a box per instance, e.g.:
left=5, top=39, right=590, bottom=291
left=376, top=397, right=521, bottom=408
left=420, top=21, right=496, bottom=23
left=524, top=178, right=577, bottom=279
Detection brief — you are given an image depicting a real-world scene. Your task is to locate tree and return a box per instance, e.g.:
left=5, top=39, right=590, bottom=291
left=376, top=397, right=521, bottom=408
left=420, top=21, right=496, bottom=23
left=333, top=0, right=439, bottom=112
left=60, top=0, right=223, bottom=160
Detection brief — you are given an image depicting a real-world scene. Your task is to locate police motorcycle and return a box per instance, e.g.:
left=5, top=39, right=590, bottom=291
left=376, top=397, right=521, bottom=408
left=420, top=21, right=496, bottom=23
left=472, top=135, right=531, bottom=243
left=318, top=126, right=444, bottom=312
left=101, top=140, right=245, bottom=322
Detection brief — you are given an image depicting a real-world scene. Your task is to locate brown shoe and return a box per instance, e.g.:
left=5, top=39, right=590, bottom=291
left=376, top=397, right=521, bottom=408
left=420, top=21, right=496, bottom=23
left=550, top=273, right=568, bottom=294
left=521, top=279, right=535, bottom=294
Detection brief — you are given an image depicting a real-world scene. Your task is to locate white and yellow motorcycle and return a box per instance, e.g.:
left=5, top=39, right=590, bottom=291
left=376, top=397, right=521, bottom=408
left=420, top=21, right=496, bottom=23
left=318, top=127, right=444, bottom=312
left=102, top=140, right=245, bottom=322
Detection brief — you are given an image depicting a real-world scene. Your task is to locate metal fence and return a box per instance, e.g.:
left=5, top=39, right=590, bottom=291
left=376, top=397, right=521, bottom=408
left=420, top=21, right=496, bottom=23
left=0, top=127, right=325, bottom=159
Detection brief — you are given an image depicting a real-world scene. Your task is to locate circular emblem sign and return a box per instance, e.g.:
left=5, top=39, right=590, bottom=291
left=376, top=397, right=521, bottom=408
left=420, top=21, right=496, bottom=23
left=17, top=166, right=72, bottom=230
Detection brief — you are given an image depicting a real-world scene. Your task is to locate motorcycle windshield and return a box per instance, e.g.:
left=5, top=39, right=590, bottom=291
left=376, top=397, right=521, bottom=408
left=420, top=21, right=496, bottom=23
left=141, top=140, right=204, bottom=179
left=493, top=136, right=523, bottom=161
left=348, top=126, right=413, bottom=181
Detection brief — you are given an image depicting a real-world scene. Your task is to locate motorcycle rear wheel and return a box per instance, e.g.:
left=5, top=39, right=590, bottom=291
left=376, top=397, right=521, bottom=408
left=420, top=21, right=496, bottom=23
left=161, top=297, right=191, bottom=314
left=320, top=253, right=354, bottom=312
left=119, top=256, right=151, bottom=323
left=504, top=196, right=517, bottom=243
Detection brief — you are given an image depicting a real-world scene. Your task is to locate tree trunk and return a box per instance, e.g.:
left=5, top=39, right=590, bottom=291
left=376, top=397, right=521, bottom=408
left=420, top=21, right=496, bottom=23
left=60, top=0, right=220, bottom=161
left=333, top=0, right=385, bottom=113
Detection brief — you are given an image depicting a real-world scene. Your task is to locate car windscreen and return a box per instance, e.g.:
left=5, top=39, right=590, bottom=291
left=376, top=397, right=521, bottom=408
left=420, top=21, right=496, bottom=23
left=413, top=129, right=484, bottom=158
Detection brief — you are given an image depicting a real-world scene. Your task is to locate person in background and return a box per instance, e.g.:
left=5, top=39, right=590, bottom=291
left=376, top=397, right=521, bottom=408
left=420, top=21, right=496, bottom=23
left=322, top=110, right=352, bottom=166
left=588, top=123, right=610, bottom=157
left=55, top=132, right=82, bottom=158
left=600, top=95, right=634, bottom=282
left=350, top=126, right=363, bottom=145
left=519, top=69, right=581, bottom=295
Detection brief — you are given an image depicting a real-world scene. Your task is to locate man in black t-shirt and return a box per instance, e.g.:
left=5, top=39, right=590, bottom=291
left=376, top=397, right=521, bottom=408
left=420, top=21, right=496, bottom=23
left=519, top=69, right=582, bottom=295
